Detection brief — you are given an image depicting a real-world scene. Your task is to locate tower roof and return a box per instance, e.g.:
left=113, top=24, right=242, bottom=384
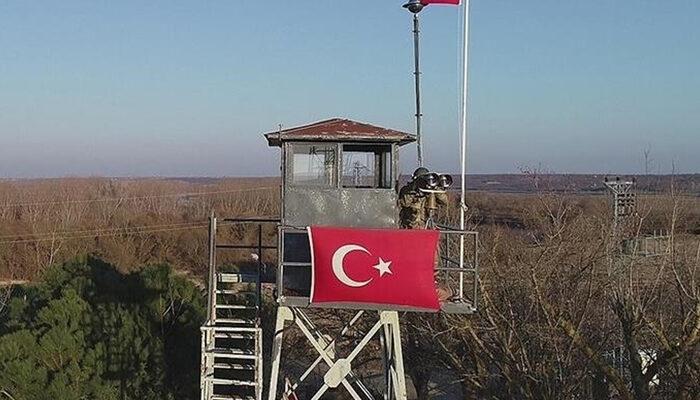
left=264, top=118, right=416, bottom=147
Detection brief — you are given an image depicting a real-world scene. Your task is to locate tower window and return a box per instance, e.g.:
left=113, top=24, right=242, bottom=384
left=341, top=144, right=392, bottom=189
left=290, top=144, right=337, bottom=187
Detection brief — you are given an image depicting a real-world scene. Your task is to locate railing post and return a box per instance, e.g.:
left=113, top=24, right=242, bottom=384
left=444, top=232, right=450, bottom=287
left=256, top=224, right=263, bottom=314
left=473, top=231, right=479, bottom=311
left=277, top=225, right=284, bottom=304
left=208, top=211, right=217, bottom=323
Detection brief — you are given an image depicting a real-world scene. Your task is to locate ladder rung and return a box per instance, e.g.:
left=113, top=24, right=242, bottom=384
left=211, top=396, right=256, bottom=400
left=214, top=362, right=255, bottom=370
left=216, top=318, right=255, bottom=325
left=216, top=290, right=257, bottom=295
left=207, top=326, right=259, bottom=333
left=215, top=304, right=257, bottom=310
left=206, top=377, right=257, bottom=386
left=218, top=273, right=258, bottom=283
left=210, top=348, right=256, bottom=360
left=214, top=331, right=256, bottom=339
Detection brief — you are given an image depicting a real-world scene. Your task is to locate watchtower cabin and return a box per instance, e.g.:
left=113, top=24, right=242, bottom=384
left=269, top=118, right=411, bottom=228
left=201, top=118, right=478, bottom=400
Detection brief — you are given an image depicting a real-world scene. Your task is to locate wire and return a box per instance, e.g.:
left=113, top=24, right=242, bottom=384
left=0, top=186, right=278, bottom=208
left=0, top=221, right=205, bottom=240
left=0, top=217, right=276, bottom=245
left=0, top=224, right=210, bottom=245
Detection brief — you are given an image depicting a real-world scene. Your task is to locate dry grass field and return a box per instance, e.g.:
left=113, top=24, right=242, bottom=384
left=0, top=177, right=279, bottom=281
left=1, top=175, right=697, bottom=281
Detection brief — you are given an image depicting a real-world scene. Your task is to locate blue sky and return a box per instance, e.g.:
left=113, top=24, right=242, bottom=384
left=0, top=0, right=698, bottom=177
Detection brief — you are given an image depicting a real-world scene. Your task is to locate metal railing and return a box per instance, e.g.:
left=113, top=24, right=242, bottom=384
left=205, top=215, right=280, bottom=324
left=275, top=224, right=479, bottom=313
left=435, top=224, right=479, bottom=313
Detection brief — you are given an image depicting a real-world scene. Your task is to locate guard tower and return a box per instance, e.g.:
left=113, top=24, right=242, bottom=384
left=603, top=176, right=669, bottom=257
left=201, top=118, right=478, bottom=400
left=603, top=176, right=637, bottom=229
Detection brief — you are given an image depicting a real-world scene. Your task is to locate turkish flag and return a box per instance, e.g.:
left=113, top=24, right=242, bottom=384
left=308, top=226, right=440, bottom=311
left=421, top=0, right=460, bottom=5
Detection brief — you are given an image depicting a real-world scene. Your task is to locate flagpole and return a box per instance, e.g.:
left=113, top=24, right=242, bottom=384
left=458, top=0, right=470, bottom=294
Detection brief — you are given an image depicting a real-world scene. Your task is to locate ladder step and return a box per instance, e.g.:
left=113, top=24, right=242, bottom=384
left=210, top=348, right=256, bottom=360
left=214, top=362, right=255, bottom=370
left=216, top=289, right=257, bottom=295
left=215, top=304, right=257, bottom=310
left=205, top=377, right=257, bottom=386
left=214, top=331, right=256, bottom=339
left=216, top=318, right=256, bottom=325
left=218, top=273, right=258, bottom=283
left=211, top=396, right=255, bottom=400
left=207, top=326, right=259, bottom=333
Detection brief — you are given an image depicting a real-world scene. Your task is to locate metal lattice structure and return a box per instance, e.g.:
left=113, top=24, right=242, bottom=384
left=603, top=177, right=636, bottom=228
left=267, top=308, right=407, bottom=400
left=604, top=176, right=670, bottom=257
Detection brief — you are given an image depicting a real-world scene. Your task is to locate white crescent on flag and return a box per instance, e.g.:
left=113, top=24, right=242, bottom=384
left=331, top=244, right=373, bottom=288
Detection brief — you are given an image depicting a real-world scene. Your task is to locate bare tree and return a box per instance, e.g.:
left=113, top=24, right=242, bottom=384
left=419, top=186, right=700, bottom=399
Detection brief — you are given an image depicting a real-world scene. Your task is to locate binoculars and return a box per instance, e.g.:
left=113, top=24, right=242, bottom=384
left=416, top=172, right=453, bottom=191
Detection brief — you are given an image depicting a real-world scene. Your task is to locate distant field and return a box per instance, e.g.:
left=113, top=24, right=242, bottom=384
left=0, top=174, right=697, bottom=281
left=448, top=173, right=698, bottom=195
left=161, top=173, right=699, bottom=195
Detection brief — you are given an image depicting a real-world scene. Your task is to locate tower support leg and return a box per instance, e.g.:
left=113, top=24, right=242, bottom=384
left=200, top=327, right=215, bottom=400
left=381, top=311, right=407, bottom=400
left=268, top=306, right=293, bottom=400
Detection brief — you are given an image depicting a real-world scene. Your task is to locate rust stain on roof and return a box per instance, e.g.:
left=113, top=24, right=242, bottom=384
left=264, top=118, right=416, bottom=147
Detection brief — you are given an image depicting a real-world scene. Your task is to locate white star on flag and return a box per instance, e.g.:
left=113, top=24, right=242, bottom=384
left=372, top=257, right=392, bottom=277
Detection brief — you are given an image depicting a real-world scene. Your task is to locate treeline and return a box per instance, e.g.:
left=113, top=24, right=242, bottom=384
left=0, top=257, right=205, bottom=400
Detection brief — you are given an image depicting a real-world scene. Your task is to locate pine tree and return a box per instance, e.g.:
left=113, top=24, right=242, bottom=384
left=0, top=257, right=205, bottom=400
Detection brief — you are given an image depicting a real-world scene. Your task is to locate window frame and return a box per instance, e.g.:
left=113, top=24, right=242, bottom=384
left=287, top=142, right=339, bottom=188
left=340, top=143, right=394, bottom=190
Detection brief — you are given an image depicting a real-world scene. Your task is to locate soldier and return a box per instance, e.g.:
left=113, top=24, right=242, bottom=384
left=398, top=167, right=454, bottom=301
left=398, top=167, right=448, bottom=229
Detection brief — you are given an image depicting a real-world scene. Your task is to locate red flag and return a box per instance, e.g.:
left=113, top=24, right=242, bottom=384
left=308, top=226, right=440, bottom=311
left=421, top=0, right=460, bottom=5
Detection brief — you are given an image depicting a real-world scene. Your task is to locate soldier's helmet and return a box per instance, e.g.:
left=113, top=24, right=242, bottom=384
left=412, top=167, right=429, bottom=180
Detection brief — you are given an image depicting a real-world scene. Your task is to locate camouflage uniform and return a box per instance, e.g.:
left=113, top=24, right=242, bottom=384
left=398, top=178, right=453, bottom=301
left=398, top=181, right=448, bottom=229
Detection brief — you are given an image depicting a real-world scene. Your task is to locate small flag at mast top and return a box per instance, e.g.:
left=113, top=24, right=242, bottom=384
left=421, top=0, right=460, bottom=5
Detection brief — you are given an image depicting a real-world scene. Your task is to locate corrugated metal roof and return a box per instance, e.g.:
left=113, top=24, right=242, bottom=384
left=264, top=118, right=416, bottom=147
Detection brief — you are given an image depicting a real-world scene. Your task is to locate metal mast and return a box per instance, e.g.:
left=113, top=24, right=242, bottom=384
left=404, top=0, right=425, bottom=167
